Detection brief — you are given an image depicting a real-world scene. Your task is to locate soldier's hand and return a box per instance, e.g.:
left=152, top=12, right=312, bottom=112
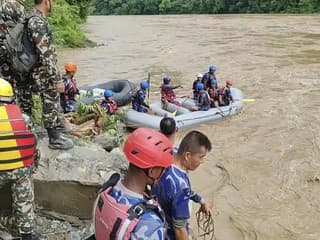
left=55, top=82, right=65, bottom=93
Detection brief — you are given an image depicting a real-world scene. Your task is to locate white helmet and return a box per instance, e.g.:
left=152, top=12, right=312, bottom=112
left=197, top=73, right=203, bottom=78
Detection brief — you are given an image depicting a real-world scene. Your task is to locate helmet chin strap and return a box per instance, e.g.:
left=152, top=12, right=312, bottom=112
left=143, top=169, right=157, bottom=186
left=143, top=168, right=165, bottom=186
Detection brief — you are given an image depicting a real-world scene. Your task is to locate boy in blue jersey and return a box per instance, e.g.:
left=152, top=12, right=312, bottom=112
left=152, top=131, right=212, bottom=240
left=93, top=128, right=174, bottom=240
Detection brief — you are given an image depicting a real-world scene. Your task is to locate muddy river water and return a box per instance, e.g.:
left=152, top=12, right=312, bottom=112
left=59, top=14, right=320, bottom=240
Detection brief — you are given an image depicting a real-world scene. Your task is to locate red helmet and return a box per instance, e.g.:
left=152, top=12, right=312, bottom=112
left=226, top=80, right=233, bottom=85
left=64, top=62, right=77, bottom=73
left=123, top=128, right=173, bottom=169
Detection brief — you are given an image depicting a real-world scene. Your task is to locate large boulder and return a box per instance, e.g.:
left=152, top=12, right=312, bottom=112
left=0, top=137, right=128, bottom=220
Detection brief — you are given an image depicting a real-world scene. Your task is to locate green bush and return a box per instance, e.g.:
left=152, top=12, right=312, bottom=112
left=23, top=0, right=92, bottom=48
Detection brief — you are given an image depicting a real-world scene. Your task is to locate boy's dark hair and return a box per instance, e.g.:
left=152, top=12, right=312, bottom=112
left=177, top=130, right=212, bottom=155
left=160, top=117, right=176, bottom=137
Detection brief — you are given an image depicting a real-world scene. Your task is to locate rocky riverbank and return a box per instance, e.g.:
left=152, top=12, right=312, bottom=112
left=0, top=133, right=128, bottom=239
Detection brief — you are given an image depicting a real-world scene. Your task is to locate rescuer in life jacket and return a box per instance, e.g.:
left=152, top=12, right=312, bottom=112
left=93, top=128, right=173, bottom=240
left=0, top=78, right=40, bottom=240
left=100, top=89, right=118, bottom=115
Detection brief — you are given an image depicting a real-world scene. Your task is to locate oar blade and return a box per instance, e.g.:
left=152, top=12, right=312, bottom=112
left=242, top=98, right=255, bottom=102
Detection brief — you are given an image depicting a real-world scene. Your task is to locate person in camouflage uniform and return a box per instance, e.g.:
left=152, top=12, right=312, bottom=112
left=0, top=78, right=39, bottom=240
left=0, top=0, right=26, bottom=83
left=14, top=0, right=73, bottom=150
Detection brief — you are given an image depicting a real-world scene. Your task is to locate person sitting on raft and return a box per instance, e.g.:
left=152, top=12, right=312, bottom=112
left=132, top=81, right=152, bottom=113
left=192, top=73, right=203, bottom=100
left=101, top=89, right=118, bottom=115
left=60, top=62, right=79, bottom=113
left=202, top=65, right=217, bottom=90
left=208, top=78, right=219, bottom=108
left=219, top=80, right=234, bottom=106
left=194, top=82, right=211, bottom=111
left=160, top=76, right=182, bottom=109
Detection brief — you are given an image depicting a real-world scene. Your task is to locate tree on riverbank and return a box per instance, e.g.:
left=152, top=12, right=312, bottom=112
left=91, top=0, right=320, bottom=15
left=23, top=0, right=93, bottom=47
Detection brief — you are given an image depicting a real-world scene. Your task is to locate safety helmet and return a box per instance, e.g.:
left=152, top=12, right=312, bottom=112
left=211, top=79, right=217, bottom=85
left=197, top=73, right=203, bottom=78
left=163, top=76, right=171, bottom=84
left=209, top=65, right=216, bottom=72
left=226, top=80, right=233, bottom=86
left=64, top=62, right=77, bottom=73
left=0, top=78, right=14, bottom=103
left=196, top=82, right=204, bottom=91
left=123, top=128, right=173, bottom=169
left=104, top=89, right=113, bottom=98
left=140, top=81, right=149, bottom=90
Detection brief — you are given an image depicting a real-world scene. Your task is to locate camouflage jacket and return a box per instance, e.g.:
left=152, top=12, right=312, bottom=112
left=0, top=0, right=26, bottom=81
left=0, top=0, right=26, bottom=33
left=28, top=8, right=61, bottom=87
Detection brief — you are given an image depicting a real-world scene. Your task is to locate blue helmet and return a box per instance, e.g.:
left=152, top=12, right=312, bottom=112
left=211, top=78, right=217, bottom=85
left=163, top=76, right=171, bottom=84
left=104, top=89, right=113, bottom=98
left=196, top=82, right=204, bottom=91
left=140, top=81, right=149, bottom=90
left=209, top=65, right=216, bottom=72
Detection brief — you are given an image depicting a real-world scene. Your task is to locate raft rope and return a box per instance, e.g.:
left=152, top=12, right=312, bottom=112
left=196, top=209, right=216, bottom=240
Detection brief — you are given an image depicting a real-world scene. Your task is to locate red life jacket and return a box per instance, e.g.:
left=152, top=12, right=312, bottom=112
left=219, top=86, right=230, bottom=96
left=63, top=77, right=78, bottom=101
left=93, top=173, right=165, bottom=240
left=208, top=88, right=218, bottom=99
left=107, top=100, right=118, bottom=114
left=160, top=84, right=175, bottom=100
left=0, top=104, right=36, bottom=171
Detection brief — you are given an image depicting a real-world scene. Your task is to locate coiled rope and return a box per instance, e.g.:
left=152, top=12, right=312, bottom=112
left=196, top=209, right=216, bottom=240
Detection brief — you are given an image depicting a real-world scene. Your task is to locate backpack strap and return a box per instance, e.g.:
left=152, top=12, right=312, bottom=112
left=100, top=172, right=120, bottom=192
left=110, top=200, right=165, bottom=240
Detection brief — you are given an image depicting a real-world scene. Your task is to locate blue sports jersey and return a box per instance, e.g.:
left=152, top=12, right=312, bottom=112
left=110, top=181, right=165, bottom=240
left=152, top=165, right=192, bottom=240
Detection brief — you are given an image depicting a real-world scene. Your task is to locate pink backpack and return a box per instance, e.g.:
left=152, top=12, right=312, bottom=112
left=93, top=173, right=165, bottom=240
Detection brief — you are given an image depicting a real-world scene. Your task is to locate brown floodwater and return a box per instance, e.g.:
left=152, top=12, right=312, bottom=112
left=59, top=14, right=320, bottom=240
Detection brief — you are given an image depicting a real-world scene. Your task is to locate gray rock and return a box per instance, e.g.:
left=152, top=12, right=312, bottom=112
left=92, top=133, right=119, bottom=152
left=0, top=137, right=128, bottom=219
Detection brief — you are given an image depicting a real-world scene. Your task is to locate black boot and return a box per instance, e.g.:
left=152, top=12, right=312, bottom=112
left=47, top=128, right=74, bottom=150
left=20, top=233, right=40, bottom=240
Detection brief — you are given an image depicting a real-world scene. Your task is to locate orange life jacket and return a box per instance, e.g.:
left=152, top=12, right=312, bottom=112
left=0, top=104, right=36, bottom=171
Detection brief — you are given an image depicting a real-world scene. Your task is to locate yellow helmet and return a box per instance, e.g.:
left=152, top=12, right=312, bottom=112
left=0, top=78, right=14, bottom=102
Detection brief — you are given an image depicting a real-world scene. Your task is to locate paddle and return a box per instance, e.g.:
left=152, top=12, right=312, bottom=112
left=234, top=98, right=255, bottom=103
left=216, top=106, right=226, bottom=117
left=147, top=71, right=151, bottom=100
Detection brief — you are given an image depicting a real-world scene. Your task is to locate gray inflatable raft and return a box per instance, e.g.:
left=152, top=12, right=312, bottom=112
left=79, top=80, right=135, bottom=107
left=125, top=88, right=243, bottom=130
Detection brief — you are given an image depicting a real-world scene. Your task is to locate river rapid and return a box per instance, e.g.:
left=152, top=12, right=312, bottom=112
left=59, top=14, right=320, bottom=240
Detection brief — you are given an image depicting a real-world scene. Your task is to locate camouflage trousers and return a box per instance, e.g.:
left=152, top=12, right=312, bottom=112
left=0, top=166, right=34, bottom=234
left=15, top=82, right=60, bottom=129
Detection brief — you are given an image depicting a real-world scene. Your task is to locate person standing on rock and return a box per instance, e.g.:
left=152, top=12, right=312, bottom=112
left=0, top=78, right=39, bottom=240
left=14, top=0, right=73, bottom=150
left=93, top=128, right=173, bottom=240
left=152, top=130, right=212, bottom=240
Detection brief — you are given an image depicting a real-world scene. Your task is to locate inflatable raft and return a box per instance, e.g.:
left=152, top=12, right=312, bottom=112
left=125, top=88, right=243, bottom=130
left=79, top=80, right=135, bottom=107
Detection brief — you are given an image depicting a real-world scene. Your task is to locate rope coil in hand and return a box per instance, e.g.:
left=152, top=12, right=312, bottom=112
left=196, top=209, right=216, bottom=240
